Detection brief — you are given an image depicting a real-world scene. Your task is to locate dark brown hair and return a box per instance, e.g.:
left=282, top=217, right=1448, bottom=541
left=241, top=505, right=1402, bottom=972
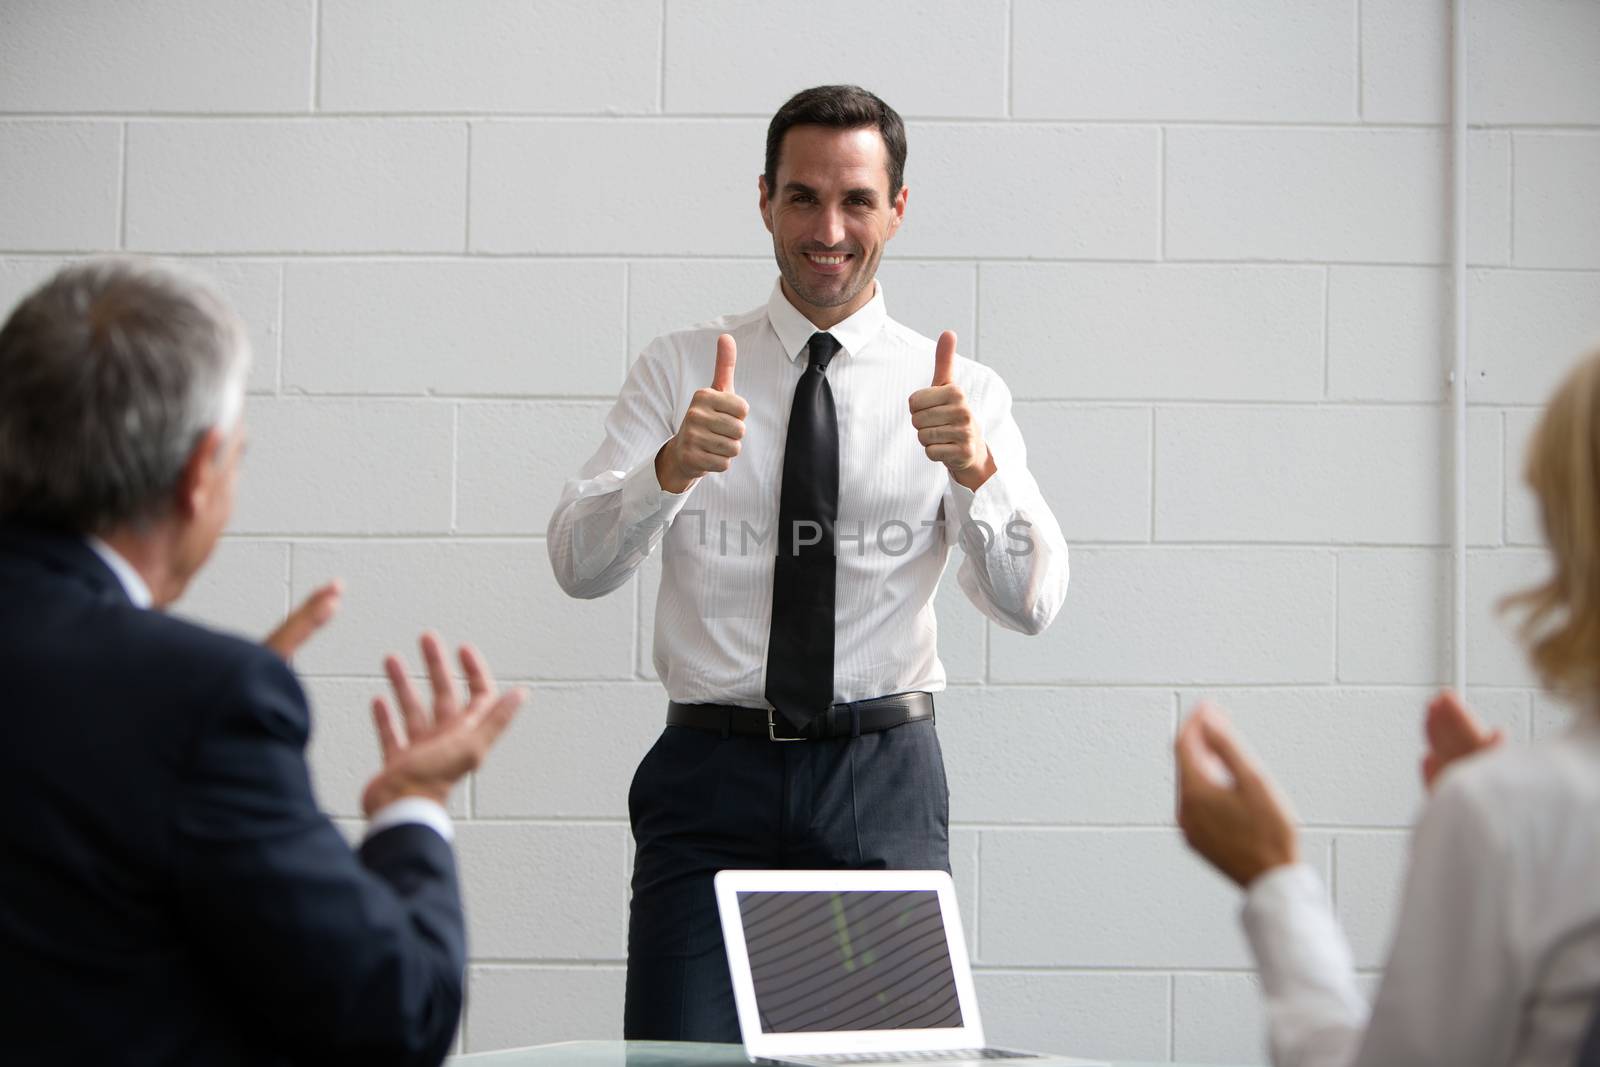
left=764, top=85, right=907, bottom=200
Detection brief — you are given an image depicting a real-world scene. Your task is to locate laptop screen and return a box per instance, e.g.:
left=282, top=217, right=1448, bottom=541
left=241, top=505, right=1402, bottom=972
left=735, top=889, right=965, bottom=1034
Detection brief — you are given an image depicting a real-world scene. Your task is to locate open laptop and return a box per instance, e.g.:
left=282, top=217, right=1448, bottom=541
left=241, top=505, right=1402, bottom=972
left=713, top=870, right=1105, bottom=1067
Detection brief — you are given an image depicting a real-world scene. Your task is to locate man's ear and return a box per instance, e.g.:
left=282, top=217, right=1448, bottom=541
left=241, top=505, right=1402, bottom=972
left=174, top=427, right=225, bottom=520
left=887, top=184, right=908, bottom=240
left=758, top=173, right=774, bottom=235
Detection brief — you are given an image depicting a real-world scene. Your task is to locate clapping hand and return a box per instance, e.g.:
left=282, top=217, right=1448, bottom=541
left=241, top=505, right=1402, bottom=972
left=1175, top=702, right=1300, bottom=888
left=1421, top=689, right=1503, bottom=791
left=263, top=580, right=343, bottom=661
left=361, top=633, right=525, bottom=817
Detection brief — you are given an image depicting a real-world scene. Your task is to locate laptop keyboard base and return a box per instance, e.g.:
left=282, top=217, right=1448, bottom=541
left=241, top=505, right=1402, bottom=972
left=793, top=1049, right=1044, bottom=1064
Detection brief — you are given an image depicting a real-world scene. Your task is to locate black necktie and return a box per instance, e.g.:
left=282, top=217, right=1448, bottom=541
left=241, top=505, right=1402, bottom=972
left=764, top=332, right=841, bottom=731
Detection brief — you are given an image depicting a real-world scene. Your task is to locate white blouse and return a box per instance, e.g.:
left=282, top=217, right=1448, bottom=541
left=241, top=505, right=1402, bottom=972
left=1241, top=717, right=1600, bottom=1066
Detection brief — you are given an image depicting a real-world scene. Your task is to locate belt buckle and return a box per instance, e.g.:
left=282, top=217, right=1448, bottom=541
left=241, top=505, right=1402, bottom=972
left=767, top=709, right=807, bottom=742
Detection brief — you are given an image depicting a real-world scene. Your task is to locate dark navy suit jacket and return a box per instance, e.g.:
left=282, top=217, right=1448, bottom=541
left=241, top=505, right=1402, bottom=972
left=0, top=524, right=466, bottom=1065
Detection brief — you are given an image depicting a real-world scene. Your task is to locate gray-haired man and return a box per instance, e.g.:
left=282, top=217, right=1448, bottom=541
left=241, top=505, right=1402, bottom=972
left=0, top=258, right=523, bottom=1065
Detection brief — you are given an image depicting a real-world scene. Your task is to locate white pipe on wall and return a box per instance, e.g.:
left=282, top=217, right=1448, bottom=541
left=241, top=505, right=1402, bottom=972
left=1452, top=0, right=1470, bottom=692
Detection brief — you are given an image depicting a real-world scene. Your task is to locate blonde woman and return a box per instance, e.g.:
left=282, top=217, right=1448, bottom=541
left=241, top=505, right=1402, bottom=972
left=1177, top=349, right=1600, bottom=1066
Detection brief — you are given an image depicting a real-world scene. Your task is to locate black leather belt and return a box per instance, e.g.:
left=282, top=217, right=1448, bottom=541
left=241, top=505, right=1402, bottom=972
left=666, top=692, right=934, bottom=742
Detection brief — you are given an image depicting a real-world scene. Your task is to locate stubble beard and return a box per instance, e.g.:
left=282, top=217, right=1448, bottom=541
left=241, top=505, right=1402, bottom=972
left=774, top=242, right=880, bottom=311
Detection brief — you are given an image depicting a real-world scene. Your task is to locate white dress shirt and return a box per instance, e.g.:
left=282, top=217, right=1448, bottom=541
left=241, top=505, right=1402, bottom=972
left=86, top=536, right=452, bottom=843
left=548, top=280, right=1069, bottom=707
left=87, top=535, right=153, bottom=609
left=1240, top=717, right=1600, bottom=1066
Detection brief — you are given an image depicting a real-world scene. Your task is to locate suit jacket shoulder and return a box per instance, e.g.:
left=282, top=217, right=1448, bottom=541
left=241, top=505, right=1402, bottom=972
left=0, top=528, right=465, bottom=1066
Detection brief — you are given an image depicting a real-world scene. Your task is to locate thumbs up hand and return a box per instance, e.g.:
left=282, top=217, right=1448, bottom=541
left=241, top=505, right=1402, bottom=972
left=908, top=330, right=996, bottom=491
left=656, top=333, right=750, bottom=494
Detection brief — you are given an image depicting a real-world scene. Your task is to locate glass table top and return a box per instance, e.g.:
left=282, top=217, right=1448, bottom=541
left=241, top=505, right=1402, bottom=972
left=446, top=1040, right=1243, bottom=1067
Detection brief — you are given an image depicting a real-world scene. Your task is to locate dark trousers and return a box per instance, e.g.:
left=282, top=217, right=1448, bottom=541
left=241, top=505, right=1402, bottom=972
left=622, top=716, right=951, bottom=1042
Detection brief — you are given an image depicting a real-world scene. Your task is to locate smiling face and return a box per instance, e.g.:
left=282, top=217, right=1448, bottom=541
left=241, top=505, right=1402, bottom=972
left=759, top=124, right=908, bottom=329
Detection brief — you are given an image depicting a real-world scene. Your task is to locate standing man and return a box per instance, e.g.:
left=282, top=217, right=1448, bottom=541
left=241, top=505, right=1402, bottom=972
left=548, top=85, right=1068, bottom=1041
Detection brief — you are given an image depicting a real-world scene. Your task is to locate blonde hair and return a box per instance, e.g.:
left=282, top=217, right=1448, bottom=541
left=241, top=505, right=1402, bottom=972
left=1503, top=347, right=1600, bottom=696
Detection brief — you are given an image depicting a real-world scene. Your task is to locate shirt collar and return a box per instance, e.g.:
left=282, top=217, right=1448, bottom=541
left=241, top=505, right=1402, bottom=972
left=85, top=536, right=153, bottom=609
left=766, top=278, right=889, bottom=365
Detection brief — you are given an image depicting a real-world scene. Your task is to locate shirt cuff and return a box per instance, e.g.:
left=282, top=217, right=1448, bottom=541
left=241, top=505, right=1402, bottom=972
left=1240, top=862, right=1347, bottom=990
left=364, top=795, right=454, bottom=844
left=944, top=465, right=1023, bottom=552
left=1243, top=861, right=1320, bottom=911
left=618, top=441, right=697, bottom=529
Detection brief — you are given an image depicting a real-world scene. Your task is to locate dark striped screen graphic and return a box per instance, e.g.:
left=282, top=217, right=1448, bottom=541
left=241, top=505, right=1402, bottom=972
left=736, top=890, right=964, bottom=1033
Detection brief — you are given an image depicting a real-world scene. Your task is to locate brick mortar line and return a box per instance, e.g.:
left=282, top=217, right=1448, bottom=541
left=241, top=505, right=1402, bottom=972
left=310, top=0, right=321, bottom=111
left=1003, top=0, right=1014, bottom=119
left=1509, top=132, right=1519, bottom=264
left=1321, top=265, right=1332, bottom=396
left=433, top=818, right=1413, bottom=833
left=1354, top=0, right=1365, bottom=121
left=462, top=121, right=473, bottom=251
left=1167, top=973, right=1177, bottom=1060
left=12, top=253, right=1589, bottom=273
left=273, top=264, right=286, bottom=393
left=655, top=0, right=666, bottom=114
left=230, top=394, right=1584, bottom=409
left=449, top=403, right=460, bottom=532
left=291, top=675, right=1535, bottom=693
left=459, top=960, right=1381, bottom=975
left=221, top=534, right=1537, bottom=548
left=4, top=112, right=1593, bottom=130
left=5, top=250, right=1592, bottom=271
left=116, top=122, right=128, bottom=248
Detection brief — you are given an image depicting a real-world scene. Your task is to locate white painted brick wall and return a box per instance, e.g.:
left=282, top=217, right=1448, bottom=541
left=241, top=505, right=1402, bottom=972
left=464, top=965, right=627, bottom=1051
left=1336, top=550, right=1452, bottom=684
left=126, top=120, right=469, bottom=252
left=289, top=540, right=637, bottom=679
left=319, top=0, right=659, bottom=115
left=989, top=549, right=1337, bottom=685
left=470, top=120, right=767, bottom=255
left=897, top=124, right=1159, bottom=259
left=980, top=829, right=1332, bottom=969
left=1327, top=267, right=1450, bottom=402
left=456, top=401, right=616, bottom=534
left=1514, top=134, right=1600, bottom=269
left=939, top=687, right=1175, bottom=825
left=1153, top=406, right=1502, bottom=545
left=1165, top=128, right=1509, bottom=264
left=663, top=0, right=1009, bottom=118
left=1172, top=974, right=1268, bottom=1065
left=976, top=972, right=1171, bottom=1062
left=0, top=123, right=121, bottom=249
left=234, top=398, right=456, bottom=534
left=1011, top=404, right=1151, bottom=542
left=978, top=264, right=1325, bottom=401
left=455, top=823, right=631, bottom=959
left=1470, top=0, right=1600, bottom=125
left=1470, top=269, right=1600, bottom=404
left=1360, top=0, right=1450, bottom=124
left=1011, top=0, right=1356, bottom=123
left=282, top=261, right=627, bottom=395
left=4, top=3, right=1598, bottom=1062
left=0, top=1, right=315, bottom=113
